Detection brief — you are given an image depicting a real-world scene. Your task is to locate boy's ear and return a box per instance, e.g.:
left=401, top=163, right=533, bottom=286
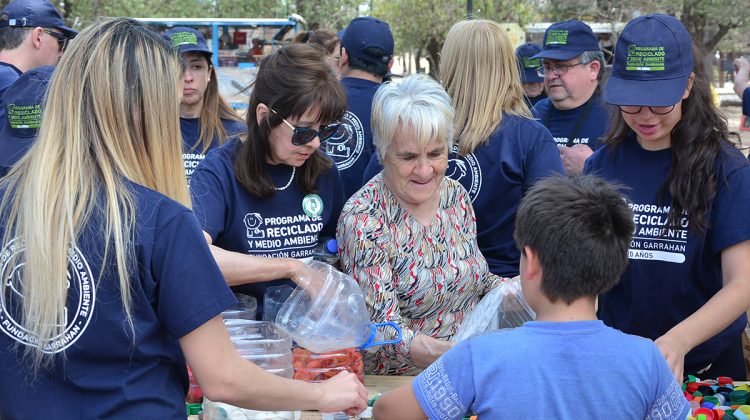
left=523, top=245, right=542, bottom=281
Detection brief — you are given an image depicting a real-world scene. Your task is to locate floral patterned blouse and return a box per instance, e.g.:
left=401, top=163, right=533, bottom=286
left=337, top=174, right=503, bottom=375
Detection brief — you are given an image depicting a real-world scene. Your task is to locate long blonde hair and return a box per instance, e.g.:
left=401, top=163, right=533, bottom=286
left=0, top=18, right=187, bottom=368
left=440, top=19, right=531, bottom=155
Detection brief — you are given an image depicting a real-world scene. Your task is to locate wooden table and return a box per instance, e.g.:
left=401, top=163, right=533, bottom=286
left=189, top=375, right=413, bottom=420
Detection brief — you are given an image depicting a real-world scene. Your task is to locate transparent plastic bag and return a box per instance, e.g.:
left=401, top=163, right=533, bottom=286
left=275, top=261, right=401, bottom=353
left=453, top=277, right=535, bottom=342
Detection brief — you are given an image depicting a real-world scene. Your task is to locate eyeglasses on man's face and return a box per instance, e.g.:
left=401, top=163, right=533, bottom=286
left=43, top=29, right=68, bottom=52
left=270, top=108, right=344, bottom=146
left=536, top=62, right=586, bottom=78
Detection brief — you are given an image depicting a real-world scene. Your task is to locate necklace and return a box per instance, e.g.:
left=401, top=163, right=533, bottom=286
left=274, top=166, right=296, bottom=191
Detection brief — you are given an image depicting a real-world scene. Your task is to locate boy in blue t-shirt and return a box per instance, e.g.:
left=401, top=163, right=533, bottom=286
left=374, top=175, right=690, bottom=420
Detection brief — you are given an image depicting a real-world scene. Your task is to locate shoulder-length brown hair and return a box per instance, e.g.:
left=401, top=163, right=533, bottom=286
left=234, top=43, right=347, bottom=198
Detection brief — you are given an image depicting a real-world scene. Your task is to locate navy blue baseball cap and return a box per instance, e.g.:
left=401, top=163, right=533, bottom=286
left=164, top=27, right=212, bottom=56
left=0, top=0, right=76, bottom=38
left=0, top=65, right=53, bottom=169
left=605, top=14, right=693, bottom=107
left=533, top=20, right=599, bottom=61
left=516, top=43, right=544, bottom=83
left=341, top=16, right=394, bottom=66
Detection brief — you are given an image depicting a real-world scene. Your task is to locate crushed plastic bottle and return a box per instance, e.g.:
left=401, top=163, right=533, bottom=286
left=312, top=237, right=339, bottom=266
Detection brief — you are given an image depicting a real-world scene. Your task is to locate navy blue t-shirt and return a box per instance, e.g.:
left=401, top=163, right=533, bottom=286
left=329, top=77, right=380, bottom=199
left=0, top=61, right=22, bottom=99
left=525, top=92, right=547, bottom=109
left=0, top=181, right=236, bottom=419
left=584, top=136, right=750, bottom=370
left=181, top=117, right=245, bottom=182
left=363, top=114, right=563, bottom=276
left=190, top=140, right=345, bottom=315
left=532, top=93, right=610, bottom=150
left=742, top=87, right=750, bottom=118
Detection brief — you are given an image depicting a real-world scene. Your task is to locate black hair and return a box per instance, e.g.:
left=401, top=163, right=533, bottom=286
left=345, top=45, right=389, bottom=76
left=235, top=43, right=347, bottom=198
left=513, top=175, right=634, bottom=304
left=603, top=41, right=738, bottom=233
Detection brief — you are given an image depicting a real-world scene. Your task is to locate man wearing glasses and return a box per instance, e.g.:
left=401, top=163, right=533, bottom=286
left=531, top=20, right=609, bottom=175
left=0, top=0, right=76, bottom=97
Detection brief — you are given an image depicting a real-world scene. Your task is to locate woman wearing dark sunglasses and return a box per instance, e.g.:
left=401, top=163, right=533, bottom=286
left=190, top=43, right=347, bottom=318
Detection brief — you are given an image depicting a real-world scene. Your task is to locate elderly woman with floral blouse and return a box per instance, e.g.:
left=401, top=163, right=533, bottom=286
left=337, top=74, right=504, bottom=376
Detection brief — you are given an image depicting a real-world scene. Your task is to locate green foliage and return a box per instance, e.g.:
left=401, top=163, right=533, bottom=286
left=375, top=0, right=536, bottom=76
left=292, top=0, right=361, bottom=32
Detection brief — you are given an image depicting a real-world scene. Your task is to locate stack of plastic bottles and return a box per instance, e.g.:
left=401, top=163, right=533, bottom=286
left=684, top=376, right=750, bottom=420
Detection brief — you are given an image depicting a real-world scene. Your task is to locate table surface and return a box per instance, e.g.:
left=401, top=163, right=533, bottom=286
left=189, top=375, right=412, bottom=420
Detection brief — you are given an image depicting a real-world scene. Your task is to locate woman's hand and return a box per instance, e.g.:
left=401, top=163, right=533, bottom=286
left=314, top=371, right=368, bottom=415
left=654, top=333, right=690, bottom=382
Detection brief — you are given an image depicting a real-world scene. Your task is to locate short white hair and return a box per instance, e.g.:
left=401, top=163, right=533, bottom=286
left=371, top=74, right=454, bottom=161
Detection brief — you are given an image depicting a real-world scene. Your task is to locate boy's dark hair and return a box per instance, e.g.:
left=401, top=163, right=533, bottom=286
left=513, top=175, right=634, bottom=304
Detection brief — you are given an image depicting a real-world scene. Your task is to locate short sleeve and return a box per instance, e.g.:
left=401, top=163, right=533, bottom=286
left=413, top=341, right=474, bottom=420
left=190, top=155, right=229, bottom=240
left=710, top=161, right=750, bottom=253
left=523, top=123, right=564, bottom=191
left=645, top=344, right=691, bottom=420
left=151, top=208, right=236, bottom=339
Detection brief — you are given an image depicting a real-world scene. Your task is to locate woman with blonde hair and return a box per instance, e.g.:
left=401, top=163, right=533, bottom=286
left=163, top=27, right=245, bottom=182
left=438, top=19, right=562, bottom=277
left=0, top=18, right=365, bottom=417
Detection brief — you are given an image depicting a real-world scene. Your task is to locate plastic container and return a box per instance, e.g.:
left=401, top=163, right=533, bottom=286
left=275, top=261, right=402, bottom=353
left=221, top=293, right=258, bottom=321
left=202, top=398, right=300, bottom=420
left=313, top=237, right=339, bottom=266
left=292, top=347, right=364, bottom=384
left=228, top=321, right=294, bottom=378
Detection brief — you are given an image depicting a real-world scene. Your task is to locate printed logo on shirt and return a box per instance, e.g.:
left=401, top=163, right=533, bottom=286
left=183, top=152, right=207, bottom=182
left=627, top=202, right=688, bottom=263
left=244, top=213, right=266, bottom=239
left=326, top=110, right=364, bottom=170
left=418, top=358, right=466, bottom=419
left=647, top=381, right=689, bottom=419
left=552, top=137, right=591, bottom=146
left=243, top=213, right=324, bottom=259
left=447, top=145, right=482, bottom=203
left=0, top=239, right=95, bottom=353
left=302, top=194, right=323, bottom=218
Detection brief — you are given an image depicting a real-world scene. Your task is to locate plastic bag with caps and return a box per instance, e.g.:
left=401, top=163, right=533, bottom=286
left=453, top=277, right=535, bottom=342
left=275, top=261, right=402, bottom=353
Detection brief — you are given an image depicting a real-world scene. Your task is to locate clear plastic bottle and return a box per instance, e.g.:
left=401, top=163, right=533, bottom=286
left=313, top=237, right=339, bottom=266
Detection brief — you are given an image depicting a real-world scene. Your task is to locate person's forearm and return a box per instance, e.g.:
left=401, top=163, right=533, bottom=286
left=409, top=333, right=455, bottom=368
left=181, top=317, right=367, bottom=413
left=661, top=277, right=750, bottom=354
left=209, top=244, right=301, bottom=286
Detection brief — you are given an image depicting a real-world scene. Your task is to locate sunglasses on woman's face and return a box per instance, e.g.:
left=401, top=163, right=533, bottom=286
left=270, top=108, right=343, bottom=146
